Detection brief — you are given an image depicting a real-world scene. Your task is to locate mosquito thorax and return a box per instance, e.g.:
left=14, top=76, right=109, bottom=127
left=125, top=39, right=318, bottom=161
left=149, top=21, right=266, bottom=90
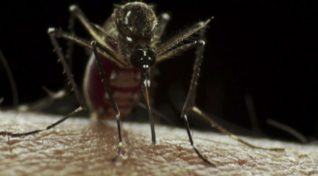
left=130, top=47, right=156, bottom=72
left=115, top=2, right=157, bottom=39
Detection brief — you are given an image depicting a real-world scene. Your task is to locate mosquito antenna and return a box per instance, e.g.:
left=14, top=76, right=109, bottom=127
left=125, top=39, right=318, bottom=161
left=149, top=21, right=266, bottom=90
left=0, top=50, right=19, bottom=106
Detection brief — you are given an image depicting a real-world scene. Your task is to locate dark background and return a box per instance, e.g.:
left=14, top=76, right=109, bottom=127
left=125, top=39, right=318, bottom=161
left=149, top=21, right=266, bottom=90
left=0, top=0, right=317, bottom=141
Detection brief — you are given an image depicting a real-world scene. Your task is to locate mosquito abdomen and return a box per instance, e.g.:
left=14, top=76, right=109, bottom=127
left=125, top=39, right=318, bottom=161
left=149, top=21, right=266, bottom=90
left=83, top=54, right=141, bottom=118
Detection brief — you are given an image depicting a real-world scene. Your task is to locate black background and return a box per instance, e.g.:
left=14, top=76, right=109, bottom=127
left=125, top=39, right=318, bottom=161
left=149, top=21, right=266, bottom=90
left=0, top=0, right=317, bottom=141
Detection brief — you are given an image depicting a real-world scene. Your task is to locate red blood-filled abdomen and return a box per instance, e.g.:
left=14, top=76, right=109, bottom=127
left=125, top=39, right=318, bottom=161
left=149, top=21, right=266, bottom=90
left=83, top=55, right=141, bottom=118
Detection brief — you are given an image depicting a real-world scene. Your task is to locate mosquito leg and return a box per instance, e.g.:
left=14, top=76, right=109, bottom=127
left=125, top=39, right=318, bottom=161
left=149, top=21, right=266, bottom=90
left=179, top=28, right=215, bottom=166
left=68, top=5, right=118, bottom=58
left=0, top=50, right=19, bottom=106
left=47, top=28, right=126, bottom=67
left=154, top=12, right=171, bottom=42
left=68, top=5, right=101, bottom=42
left=179, top=27, right=283, bottom=152
left=48, top=29, right=86, bottom=109
left=91, top=41, right=124, bottom=161
left=0, top=106, right=84, bottom=137
left=267, top=118, right=308, bottom=143
left=244, top=94, right=262, bottom=134
left=65, top=12, right=76, bottom=73
left=0, top=27, right=91, bottom=137
left=24, top=88, right=67, bottom=112
left=191, top=107, right=285, bottom=151
left=175, top=32, right=284, bottom=152
left=156, top=40, right=203, bottom=63
left=156, top=17, right=213, bottom=57
left=0, top=28, right=90, bottom=137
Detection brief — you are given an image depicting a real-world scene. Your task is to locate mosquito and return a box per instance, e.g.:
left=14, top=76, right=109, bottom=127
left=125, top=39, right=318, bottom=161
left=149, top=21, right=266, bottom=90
left=0, top=1, right=283, bottom=166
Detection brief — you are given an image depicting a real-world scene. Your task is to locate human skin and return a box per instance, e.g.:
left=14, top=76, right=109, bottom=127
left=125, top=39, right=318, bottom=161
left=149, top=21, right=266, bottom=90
left=0, top=111, right=317, bottom=176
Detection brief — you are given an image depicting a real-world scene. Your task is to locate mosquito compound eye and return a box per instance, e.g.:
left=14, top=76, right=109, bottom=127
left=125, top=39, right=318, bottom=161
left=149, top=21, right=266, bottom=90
left=130, top=48, right=156, bottom=71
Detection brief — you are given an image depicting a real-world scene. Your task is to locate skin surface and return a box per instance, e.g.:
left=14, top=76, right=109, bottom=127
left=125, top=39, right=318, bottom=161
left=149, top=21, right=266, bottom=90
left=0, top=110, right=317, bottom=176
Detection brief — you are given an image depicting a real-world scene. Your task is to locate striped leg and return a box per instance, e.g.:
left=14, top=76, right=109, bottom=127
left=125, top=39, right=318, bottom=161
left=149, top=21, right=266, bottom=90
left=91, top=41, right=124, bottom=161
left=180, top=28, right=216, bottom=166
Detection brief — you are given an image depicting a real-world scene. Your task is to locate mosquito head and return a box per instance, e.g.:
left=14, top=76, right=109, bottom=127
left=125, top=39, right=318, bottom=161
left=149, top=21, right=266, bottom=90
left=115, top=2, right=157, bottom=59
left=130, top=46, right=156, bottom=72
